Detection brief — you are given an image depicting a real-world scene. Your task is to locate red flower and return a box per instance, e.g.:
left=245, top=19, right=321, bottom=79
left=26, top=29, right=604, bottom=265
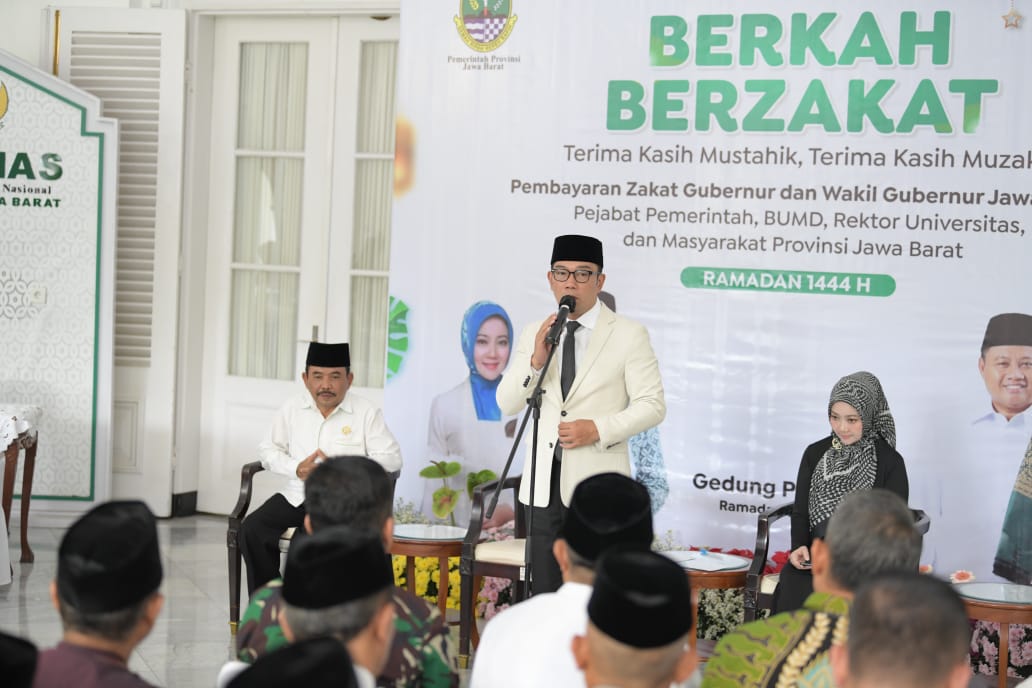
left=766, top=550, right=791, bottom=575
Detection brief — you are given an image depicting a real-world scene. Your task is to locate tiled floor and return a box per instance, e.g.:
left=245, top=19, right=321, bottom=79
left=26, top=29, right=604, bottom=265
left=1, top=515, right=235, bottom=686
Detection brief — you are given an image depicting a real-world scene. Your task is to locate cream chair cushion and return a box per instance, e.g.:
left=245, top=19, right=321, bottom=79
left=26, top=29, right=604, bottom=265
left=474, top=538, right=526, bottom=567
left=279, top=528, right=296, bottom=552
left=760, top=572, right=780, bottom=595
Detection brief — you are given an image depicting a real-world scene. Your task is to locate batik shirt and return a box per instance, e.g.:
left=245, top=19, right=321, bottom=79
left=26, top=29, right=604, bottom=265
left=701, top=591, right=850, bottom=688
left=237, top=579, right=458, bottom=687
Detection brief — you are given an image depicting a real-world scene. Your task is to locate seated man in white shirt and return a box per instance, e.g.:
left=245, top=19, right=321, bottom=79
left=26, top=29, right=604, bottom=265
left=239, top=341, right=403, bottom=594
left=470, top=472, right=653, bottom=688
left=572, top=548, right=696, bottom=688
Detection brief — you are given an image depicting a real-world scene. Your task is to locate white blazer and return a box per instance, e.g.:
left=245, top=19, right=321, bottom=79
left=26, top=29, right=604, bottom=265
left=496, top=303, right=665, bottom=507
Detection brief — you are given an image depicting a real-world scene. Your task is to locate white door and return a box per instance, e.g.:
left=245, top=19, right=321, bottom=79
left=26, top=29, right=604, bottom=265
left=195, top=15, right=400, bottom=515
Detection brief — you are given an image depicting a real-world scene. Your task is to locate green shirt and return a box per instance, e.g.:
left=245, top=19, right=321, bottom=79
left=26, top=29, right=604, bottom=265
left=701, top=591, right=849, bottom=688
left=237, top=579, right=458, bottom=688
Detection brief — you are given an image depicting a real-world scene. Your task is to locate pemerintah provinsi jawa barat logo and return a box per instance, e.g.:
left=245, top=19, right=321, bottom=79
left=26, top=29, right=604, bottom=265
left=454, top=0, right=517, bottom=52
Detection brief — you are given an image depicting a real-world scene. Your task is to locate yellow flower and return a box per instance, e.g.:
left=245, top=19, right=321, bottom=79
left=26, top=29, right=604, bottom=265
left=391, top=555, right=407, bottom=585
left=393, top=555, right=463, bottom=609
left=416, top=570, right=431, bottom=591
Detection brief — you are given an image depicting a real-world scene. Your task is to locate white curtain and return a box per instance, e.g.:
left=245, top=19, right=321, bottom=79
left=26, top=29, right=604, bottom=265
left=225, top=38, right=398, bottom=384
left=350, top=41, right=397, bottom=388
left=229, top=43, right=307, bottom=379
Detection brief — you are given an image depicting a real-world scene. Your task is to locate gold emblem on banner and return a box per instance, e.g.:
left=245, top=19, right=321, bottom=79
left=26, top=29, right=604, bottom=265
left=394, top=116, right=414, bottom=197
left=0, top=82, right=9, bottom=123
left=454, top=0, right=517, bottom=53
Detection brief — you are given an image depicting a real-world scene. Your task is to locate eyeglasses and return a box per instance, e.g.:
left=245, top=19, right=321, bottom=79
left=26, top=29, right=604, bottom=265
left=550, top=268, right=598, bottom=283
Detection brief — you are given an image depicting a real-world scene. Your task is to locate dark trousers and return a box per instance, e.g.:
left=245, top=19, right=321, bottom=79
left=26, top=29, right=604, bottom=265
left=239, top=494, right=306, bottom=595
left=772, top=562, right=814, bottom=614
left=529, top=458, right=566, bottom=595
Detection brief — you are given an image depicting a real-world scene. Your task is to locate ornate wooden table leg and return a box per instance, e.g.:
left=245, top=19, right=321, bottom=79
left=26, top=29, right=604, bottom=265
left=406, top=556, right=417, bottom=596
left=998, top=621, right=1010, bottom=688
left=2, top=442, right=17, bottom=532
left=436, top=554, right=450, bottom=615
left=19, top=438, right=35, bottom=562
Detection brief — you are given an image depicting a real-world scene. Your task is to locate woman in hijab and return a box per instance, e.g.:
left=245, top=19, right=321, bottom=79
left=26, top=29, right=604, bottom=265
left=773, top=371, right=909, bottom=613
left=426, top=301, right=519, bottom=525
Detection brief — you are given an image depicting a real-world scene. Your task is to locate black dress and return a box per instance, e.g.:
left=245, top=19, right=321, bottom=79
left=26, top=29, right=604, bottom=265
left=772, top=435, right=909, bottom=613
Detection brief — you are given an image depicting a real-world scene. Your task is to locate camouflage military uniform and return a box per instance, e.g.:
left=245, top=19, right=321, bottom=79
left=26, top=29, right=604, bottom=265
left=237, top=579, right=458, bottom=687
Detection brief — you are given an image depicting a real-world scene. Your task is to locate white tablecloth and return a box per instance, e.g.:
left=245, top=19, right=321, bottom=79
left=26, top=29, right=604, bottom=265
left=0, top=405, right=42, bottom=451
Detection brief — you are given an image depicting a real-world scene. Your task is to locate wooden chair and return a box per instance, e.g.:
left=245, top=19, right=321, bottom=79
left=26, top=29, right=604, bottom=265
left=226, top=460, right=398, bottom=632
left=742, top=502, right=794, bottom=623
left=742, top=501, right=931, bottom=622
left=227, top=461, right=283, bottom=632
left=458, top=475, right=529, bottom=668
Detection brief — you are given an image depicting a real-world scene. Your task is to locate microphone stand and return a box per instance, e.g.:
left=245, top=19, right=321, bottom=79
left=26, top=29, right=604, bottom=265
left=487, top=326, right=563, bottom=598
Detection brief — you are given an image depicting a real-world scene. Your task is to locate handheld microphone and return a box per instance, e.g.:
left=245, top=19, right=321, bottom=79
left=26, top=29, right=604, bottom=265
left=545, top=295, right=577, bottom=345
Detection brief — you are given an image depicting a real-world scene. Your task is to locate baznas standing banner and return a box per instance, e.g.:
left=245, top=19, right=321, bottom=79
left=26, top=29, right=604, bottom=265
left=0, top=49, right=116, bottom=510
left=387, top=1, right=1032, bottom=582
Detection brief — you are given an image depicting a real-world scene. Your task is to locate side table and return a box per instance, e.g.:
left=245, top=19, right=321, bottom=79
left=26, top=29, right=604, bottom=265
left=0, top=404, right=42, bottom=564
left=662, top=550, right=751, bottom=654
left=955, top=582, right=1032, bottom=688
left=391, top=524, right=466, bottom=616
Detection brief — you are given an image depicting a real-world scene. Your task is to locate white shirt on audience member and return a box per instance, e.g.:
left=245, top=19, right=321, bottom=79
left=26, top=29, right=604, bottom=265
left=354, top=664, right=376, bottom=688
left=470, top=582, right=590, bottom=688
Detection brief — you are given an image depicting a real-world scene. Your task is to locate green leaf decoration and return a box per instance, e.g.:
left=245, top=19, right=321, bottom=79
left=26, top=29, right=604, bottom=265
left=419, top=464, right=447, bottom=479
left=385, top=296, right=410, bottom=382
left=466, top=469, right=498, bottom=499
left=419, top=460, right=463, bottom=479
left=431, top=486, right=459, bottom=519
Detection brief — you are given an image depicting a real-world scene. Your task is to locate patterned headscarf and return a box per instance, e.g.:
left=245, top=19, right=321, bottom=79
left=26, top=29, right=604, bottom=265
left=808, top=371, right=896, bottom=531
left=460, top=301, right=512, bottom=421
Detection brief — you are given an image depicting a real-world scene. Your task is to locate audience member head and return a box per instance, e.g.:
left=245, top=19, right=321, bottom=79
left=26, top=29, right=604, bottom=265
left=811, top=489, right=921, bottom=596
left=227, top=636, right=357, bottom=688
left=0, top=630, right=37, bottom=688
left=51, top=500, right=164, bottom=655
left=555, top=472, right=652, bottom=583
left=831, top=572, right=971, bottom=688
left=573, top=548, right=696, bottom=688
left=281, top=525, right=395, bottom=675
left=304, top=455, right=393, bottom=536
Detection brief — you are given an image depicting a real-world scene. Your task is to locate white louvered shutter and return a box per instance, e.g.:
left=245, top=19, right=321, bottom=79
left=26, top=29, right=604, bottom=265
left=48, top=7, right=186, bottom=515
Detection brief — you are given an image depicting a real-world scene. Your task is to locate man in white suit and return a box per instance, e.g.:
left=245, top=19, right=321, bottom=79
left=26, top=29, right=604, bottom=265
left=496, top=234, right=665, bottom=593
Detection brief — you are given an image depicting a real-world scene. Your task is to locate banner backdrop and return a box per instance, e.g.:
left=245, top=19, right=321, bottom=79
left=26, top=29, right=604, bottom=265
left=0, top=49, right=116, bottom=505
left=387, top=0, right=1032, bottom=582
